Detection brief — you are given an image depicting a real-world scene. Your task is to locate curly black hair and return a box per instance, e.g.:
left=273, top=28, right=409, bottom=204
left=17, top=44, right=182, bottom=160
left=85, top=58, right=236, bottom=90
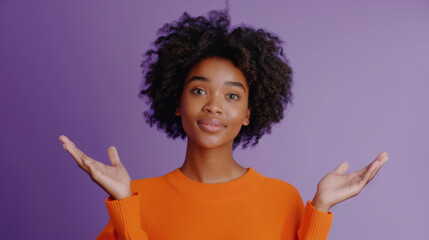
left=139, top=8, right=293, bottom=149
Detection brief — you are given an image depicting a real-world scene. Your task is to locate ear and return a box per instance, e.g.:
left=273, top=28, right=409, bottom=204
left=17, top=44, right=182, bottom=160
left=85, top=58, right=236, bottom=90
left=242, top=109, right=251, bottom=126
left=175, top=104, right=181, bottom=116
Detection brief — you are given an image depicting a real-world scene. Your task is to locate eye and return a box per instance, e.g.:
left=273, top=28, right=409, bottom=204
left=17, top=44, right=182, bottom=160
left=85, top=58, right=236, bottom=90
left=191, top=88, right=206, bottom=95
left=227, top=93, right=240, bottom=100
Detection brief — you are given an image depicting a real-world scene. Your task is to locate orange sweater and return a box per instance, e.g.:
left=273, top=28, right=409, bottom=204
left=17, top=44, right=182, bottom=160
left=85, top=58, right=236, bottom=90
left=96, top=167, right=333, bottom=240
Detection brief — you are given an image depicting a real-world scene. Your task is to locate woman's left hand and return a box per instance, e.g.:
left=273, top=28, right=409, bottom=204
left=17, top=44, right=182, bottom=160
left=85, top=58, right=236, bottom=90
left=311, top=152, right=388, bottom=212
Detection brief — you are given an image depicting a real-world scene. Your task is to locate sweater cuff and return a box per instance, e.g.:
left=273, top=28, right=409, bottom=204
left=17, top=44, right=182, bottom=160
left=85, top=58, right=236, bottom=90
left=105, top=192, right=141, bottom=232
left=299, top=201, right=333, bottom=239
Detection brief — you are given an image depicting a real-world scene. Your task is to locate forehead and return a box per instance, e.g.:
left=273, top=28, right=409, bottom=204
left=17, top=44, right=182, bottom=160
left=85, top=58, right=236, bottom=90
left=185, top=57, right=248, bottom=88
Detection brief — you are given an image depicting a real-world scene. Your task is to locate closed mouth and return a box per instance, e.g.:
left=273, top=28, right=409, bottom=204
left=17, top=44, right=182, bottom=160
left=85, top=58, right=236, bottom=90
left=197, top=119, right=226, bottom=132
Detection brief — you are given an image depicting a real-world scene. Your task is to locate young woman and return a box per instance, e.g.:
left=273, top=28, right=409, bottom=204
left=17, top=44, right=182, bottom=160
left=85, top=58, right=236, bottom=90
left=59, top=8, right=388, bottom=240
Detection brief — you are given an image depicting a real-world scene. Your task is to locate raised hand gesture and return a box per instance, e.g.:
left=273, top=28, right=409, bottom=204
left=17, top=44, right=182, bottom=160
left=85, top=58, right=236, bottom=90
left=59, top=135, right=132, bottom=200
left=311, top=152, right=388, bottom=212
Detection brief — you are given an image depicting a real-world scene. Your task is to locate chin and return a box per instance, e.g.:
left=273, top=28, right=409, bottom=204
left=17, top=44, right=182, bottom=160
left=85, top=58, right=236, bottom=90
left=190, top=137, right=234, bottom=150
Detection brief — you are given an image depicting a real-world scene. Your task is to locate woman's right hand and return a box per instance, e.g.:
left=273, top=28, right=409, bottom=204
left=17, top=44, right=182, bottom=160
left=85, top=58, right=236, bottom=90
left=59, top=135, right=132, bottom=200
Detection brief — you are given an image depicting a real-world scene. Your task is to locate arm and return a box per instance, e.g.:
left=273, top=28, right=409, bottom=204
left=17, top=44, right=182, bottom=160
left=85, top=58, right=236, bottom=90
left=297, top=201, right=332, bottom=240
left=59, top=135, right=148, bottom=240
left=96, top=193, right=149, bottom=240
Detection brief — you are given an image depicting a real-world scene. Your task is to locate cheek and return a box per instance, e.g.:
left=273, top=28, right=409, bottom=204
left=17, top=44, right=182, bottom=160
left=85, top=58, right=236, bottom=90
left=230, top=103, right=249, bottom=122
left=226, top=108, right=248, bottom=133
left=180, top=97, right=198, bottom=116
left=179, top=98, right=198, bottom=131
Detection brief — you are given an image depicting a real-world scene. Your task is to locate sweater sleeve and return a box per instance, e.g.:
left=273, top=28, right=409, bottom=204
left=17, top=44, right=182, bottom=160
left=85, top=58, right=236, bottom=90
left=297, top=201, right=333, bottom=240
left=96, top=193, right=149, bottom=240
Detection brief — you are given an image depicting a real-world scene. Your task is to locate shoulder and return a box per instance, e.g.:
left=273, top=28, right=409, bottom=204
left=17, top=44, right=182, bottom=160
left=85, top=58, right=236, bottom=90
left=130, top=174, right=169, bottom=194
left=253, top=174, right=305, bottom=214
left=259, top=175, right=302, bottom=200
left=127, top=172, right=177, bottom=209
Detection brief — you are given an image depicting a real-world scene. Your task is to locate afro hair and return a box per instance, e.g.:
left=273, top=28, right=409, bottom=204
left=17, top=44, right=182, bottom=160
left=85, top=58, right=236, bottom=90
left=139, top=7, right=293, bottom=149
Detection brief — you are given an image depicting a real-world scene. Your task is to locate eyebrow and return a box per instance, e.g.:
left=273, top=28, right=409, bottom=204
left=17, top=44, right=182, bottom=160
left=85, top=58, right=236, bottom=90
left=187, top=76, right=247, bottom=92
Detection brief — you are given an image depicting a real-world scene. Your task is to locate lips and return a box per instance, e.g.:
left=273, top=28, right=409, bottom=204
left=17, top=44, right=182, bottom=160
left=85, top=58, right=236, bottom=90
left=197, top=119, right=226, bottom=132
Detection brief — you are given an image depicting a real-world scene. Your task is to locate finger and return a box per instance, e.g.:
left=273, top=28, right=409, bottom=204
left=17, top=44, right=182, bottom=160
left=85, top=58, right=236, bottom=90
left=63, top=143, right=86, bottom=168
left=353, top=152, right=387, bottom=177
left=59, top=135, right=75, bottom=147
left=59, top=135, right=68, bottom=143
left=83, top=157, right=102, bottom=181
left=334, top=161, right=349, bottom=175
left=59, top=136, right=95, bottom=165
left=352, top=164, right=369, bottom=177
left=367, top=164, right=382, bottom=183
left=358, top=159, right=379, bottom=178
left=359, top=160, right=380, bottom=187
left=107, top=146, right=121, bottom=166
left=63, top=142, right=93, bottom=172
left=74, top=145, right=98, bottom=167
left=59, top=135, right=79, bottom=156
left=368, top=153, right=389, bottom=181
left=376, top=152, right=388, bottom=161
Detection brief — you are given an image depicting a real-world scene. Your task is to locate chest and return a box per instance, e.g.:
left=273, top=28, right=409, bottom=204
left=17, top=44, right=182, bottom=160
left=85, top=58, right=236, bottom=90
left=139, top=192, right=300, bottom=240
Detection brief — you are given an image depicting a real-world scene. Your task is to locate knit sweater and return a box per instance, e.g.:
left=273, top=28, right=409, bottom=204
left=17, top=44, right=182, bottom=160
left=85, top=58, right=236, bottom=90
left=96, top=167, right=333, bottom=240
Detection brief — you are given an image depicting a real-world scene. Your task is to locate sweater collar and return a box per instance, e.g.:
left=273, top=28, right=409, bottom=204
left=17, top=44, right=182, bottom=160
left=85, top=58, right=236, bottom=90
left=164, top=167, right=264, bottom=201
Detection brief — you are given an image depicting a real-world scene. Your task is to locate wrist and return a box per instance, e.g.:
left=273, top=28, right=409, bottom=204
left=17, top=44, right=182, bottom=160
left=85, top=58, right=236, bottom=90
left=311, top=196, right=331, bottom=213
left=111, top=187, right=132, bottom=200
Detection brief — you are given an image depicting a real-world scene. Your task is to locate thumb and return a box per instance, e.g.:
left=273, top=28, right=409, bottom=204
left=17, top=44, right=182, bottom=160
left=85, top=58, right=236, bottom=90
left=107, top=146, right=121, bottom=166
left=334, top=161, right=349, bottom=175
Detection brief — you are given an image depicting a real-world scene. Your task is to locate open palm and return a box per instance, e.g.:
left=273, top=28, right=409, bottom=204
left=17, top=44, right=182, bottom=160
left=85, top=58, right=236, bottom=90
left=59, top=135, right=132, bottom=200
left=312, top=152, right=388, bottom=212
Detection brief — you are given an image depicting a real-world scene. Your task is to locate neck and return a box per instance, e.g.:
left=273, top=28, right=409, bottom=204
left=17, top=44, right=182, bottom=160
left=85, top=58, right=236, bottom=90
left=179, top=140, right=247, bottom=184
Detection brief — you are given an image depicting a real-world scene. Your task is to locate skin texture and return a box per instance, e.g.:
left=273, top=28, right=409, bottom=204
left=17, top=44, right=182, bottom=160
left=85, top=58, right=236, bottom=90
left=176, top=57, right=251, bottom=183
left=177, top=57, right=250, bottom=149
left=59, top=57, right=388, bottom=210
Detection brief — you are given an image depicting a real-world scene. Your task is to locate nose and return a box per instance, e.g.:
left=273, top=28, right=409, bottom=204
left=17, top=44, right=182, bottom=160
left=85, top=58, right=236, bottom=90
left=203, top=94, right=222, bottom=114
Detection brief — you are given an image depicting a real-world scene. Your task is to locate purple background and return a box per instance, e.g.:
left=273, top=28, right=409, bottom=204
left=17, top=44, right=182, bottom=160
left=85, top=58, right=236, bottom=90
left=1, top=0, right=428, bottom=239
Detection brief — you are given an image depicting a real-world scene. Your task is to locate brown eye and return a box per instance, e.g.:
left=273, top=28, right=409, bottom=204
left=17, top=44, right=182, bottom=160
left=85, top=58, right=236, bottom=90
left=191, top=88, right=206, bottom=95
left=228, top=93, right=240, bottom=100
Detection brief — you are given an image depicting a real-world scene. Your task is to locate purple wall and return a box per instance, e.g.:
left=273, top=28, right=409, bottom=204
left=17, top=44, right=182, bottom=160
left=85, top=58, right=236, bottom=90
left=1, top=0, right=428, bottom=239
